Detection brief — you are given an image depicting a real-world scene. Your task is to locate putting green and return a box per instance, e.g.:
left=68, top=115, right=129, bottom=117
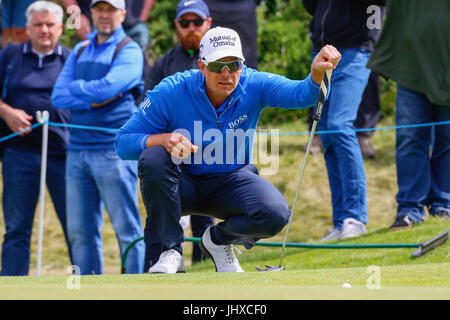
left=1, top=263, right=448, bottom=300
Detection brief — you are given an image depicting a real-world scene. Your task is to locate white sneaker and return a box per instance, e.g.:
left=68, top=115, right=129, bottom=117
left=199, top=226, right=244, bottom=272
left=340, top=218, right=367, bottom=239
left=319, top=228, right=341, bottom=242
left=149, top=249, right=185, bottom=274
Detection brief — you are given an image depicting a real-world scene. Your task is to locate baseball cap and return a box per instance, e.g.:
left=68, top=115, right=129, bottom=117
left=176, top=0, right=209, bottom=19
left=90, top=0, right=126, bottom=10
left=199, top=27, right=245, bottom=62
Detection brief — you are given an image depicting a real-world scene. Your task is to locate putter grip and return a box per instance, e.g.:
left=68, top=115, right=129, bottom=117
left=312, top=69, right=332, bottom=121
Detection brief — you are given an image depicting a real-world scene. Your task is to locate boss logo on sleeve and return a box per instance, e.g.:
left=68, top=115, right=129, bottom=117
left=140, top=98, right=151, bottom=115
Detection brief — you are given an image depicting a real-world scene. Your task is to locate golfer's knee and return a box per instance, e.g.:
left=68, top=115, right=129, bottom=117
left=260, top=201, right=290, bottom=237
left=138, top=146, right=171, bottom=180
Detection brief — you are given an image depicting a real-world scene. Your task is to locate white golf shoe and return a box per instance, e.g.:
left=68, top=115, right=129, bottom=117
left=149, top=249, right=185, bottom=274
left=319, top=228, right=342, bottom=242
left=199, top=226, right=244, bottom=272
left=340, top=218, right=367, bottom=239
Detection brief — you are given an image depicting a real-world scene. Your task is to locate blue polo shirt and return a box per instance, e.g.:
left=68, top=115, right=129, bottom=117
left=0, top=42, right=71, bottom=157
left=116, top=67, right=322, bottom=175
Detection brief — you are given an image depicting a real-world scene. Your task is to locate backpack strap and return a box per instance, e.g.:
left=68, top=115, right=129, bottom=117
left=75, top=40, right=90, bottom=61
left=113, top=36, right=133, bottom=60
left=75, top=36, right=139, bottom=108
left=75, top=37, right=132, bottom=62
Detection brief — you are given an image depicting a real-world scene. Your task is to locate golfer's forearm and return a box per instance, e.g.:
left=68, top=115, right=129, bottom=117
left=116, top=132, right=168, bottom=160
left=145, top=133, right=170, bottom=149
left=310, top=69, right=324, bottom=85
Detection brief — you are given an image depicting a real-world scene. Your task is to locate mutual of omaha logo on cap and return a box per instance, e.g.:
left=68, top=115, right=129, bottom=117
left=199, top=27, right=245, bottom=63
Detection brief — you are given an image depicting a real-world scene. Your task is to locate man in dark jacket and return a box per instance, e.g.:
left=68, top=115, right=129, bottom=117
left=306, top=2, right=385, bottom=160
left=143, top=0, right=215, bottom=269
left=0, top=1, right=72, bottom=276
left=367, top=0, right=450, bottom=228
left=302, top=0, right=385, bottom=242
left=204, top=0, right=259, bottom=69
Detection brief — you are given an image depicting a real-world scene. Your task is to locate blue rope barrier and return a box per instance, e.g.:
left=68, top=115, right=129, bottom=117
left=0, top=122, right=43, bottom=142
left=1, top=120, right=449, bottom=143
left=50, top=120, right=450, bottom=136
left=48, top=121, right=117, bottom=133
left=258, top=120, right=450, bottom=136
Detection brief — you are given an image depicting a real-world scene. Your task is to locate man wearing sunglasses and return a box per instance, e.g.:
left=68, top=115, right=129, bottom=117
left=143, top=0, right=214, bottom=271
left=116, top=27, right=341, bottom=273
left=144, top=0, right=212, bottom=92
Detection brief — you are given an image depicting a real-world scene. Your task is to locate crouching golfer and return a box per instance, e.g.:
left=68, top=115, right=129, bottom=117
left=116, top=27, right=341, bottom=273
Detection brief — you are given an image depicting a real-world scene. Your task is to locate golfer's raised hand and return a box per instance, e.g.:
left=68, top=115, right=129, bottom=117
left=1, top=105, right=33, bottom=136
left=165, top=132, right=198, bottom=159
left=311, top=45, right=341, bottom=84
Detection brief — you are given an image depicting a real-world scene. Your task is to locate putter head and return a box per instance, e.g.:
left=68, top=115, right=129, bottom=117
left=255, top=265, right=285, bottom=272
left=412, top=229, right=448, bottom=257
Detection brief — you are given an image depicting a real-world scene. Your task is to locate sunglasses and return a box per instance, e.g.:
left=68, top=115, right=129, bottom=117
left=178, top=18, right=205, bottom=28
left=202, top=59, right=243, bottom=73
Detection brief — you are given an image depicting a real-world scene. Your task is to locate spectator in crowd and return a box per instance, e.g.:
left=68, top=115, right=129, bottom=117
left=116, top=26, right=341, bottom=273
left=62, top=0, right=155, bottom=51
left=309, top=71, right=382, bottom=159
left=307, top=5, right=386, bottom=160
left=204, top=0, right=259, bottom=69
left=1, top=0, right=37, bottom=47
left=143, top=0, right=214, bottom=269
left=51, top=0, right=145, bottom=275
left=367, top=0, right=450, bottom=229
left=302, top=0, right=386, bottom=242
left=354, top=71, right=381, bottom=159
left=0, top=1, right=72, bottom=276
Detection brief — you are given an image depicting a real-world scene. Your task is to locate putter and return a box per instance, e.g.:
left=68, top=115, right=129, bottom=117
left=411, top=229, right=449, bottom=257
left=257, top=69, right=333, bottom=272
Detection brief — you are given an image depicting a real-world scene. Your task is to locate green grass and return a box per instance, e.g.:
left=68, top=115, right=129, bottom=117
left=0, top=265, right=448, bottom=300
left=0, top=118, right=449, bottom=299
left=0, top=118, right=404, bottom=276
left=0, top=219, right=448, bottom=299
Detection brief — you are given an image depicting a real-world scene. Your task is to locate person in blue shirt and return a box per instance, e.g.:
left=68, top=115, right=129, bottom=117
left=0, top=1, right=72, bottom=276
left=51, top=0, right=145, bottom=275
left=61, top=0, right=155, bottom=51
left=116, top=26, right=341, bottom=273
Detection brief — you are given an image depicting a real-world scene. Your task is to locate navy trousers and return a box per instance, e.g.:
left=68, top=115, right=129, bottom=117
left=139, top=146, right=290, bottom=267
left=1, top=148, right=72, bottom=276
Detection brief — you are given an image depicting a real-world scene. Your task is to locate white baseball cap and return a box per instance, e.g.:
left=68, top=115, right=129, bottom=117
left=199, top=27, right=245, bottom=63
